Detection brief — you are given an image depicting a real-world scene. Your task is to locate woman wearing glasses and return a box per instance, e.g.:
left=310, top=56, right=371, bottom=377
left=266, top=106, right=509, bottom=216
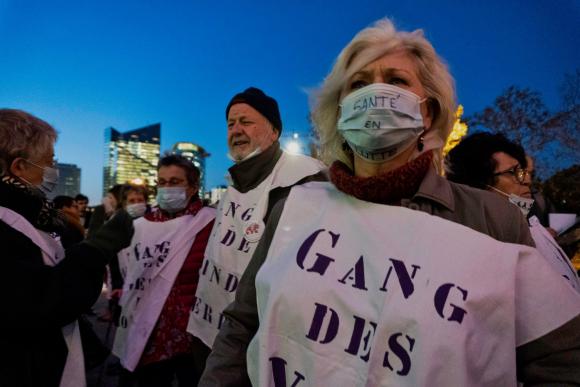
left=446, top=132, right=580, bottom=292
left=200, top=19, right=580, bottom=386
left=0, top=109, right=134, bottom=387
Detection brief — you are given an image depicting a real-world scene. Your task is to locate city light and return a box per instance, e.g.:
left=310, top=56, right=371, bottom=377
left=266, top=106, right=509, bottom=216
left=283, top=132, right=303, bottom=155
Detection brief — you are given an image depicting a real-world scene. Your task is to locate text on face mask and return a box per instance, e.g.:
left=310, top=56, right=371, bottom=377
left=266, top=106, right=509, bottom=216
left=354, top=94, right=401, bottom=113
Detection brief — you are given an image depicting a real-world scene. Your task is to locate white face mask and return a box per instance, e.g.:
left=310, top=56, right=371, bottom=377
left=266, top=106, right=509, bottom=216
left=156, top=187, right=189, bottom=213
left=338, top=83, right=426, bottom=163
left=126, top=202, right=147, bottom=218
left=488, top=185, right=535, bottom=217
left=227, top=147, right=262, bottom=163
left=21, top=160, right=59, bottom=196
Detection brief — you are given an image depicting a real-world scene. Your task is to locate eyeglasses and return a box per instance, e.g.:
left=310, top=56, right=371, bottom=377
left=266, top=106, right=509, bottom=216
left=493, top=166, right=530, bottom=184
left=156, top=178, right=186, bottom=187
left=24, top=158, right=58, bottom=169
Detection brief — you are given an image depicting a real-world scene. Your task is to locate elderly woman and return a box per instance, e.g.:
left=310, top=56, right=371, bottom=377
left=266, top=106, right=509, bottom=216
left=446, top=132, right=580, bottom=292
left=0, top=109, right=134, bottom=387
left=200, top=20, right=580, bottom=386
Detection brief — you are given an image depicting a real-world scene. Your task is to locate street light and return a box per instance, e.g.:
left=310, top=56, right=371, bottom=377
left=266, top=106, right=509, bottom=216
left=283, top=132, right=303, bottom=155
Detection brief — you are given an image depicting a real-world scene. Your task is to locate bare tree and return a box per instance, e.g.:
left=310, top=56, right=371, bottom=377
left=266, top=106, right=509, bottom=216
left=548, top=69, right=580, bottom=150
left=466, top=86, right=551, bottom=153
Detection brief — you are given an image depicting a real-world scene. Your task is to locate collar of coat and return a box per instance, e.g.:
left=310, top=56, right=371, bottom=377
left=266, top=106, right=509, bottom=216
left=228, top=141, right=282, bottom=193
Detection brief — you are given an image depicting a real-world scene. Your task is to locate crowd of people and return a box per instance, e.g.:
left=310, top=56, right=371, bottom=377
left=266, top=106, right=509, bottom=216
left=1, top=17, right=579, bottom=387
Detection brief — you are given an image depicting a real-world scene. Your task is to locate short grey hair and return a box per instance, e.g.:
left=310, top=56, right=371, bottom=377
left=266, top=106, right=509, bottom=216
left=311, top=18, right=456, bottom=172
left=0, top=109, right=57, bottom=175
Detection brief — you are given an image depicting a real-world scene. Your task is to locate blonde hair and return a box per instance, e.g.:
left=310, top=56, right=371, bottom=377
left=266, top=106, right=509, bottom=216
left=311, top=18, right=456, bottom=171
left=0, top=109, right=57, bottom=175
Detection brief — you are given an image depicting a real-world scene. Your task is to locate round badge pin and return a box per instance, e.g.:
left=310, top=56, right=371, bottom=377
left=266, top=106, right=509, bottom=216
left=244, top=220, right=265, bottom=243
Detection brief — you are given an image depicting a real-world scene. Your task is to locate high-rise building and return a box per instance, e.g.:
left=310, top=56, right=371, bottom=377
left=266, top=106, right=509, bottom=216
left=49, top=163, right=81, bottom=199
left=103, top=124, right=160, bottom=196
left=171, top=142, right=210, bottom=196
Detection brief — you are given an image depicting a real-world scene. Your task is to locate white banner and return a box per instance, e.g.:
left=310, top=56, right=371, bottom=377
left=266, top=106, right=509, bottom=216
left=529, top=215, right=580, bottom=292
left=113, top=207, right=215, bottom=371
left=187, top=152, right=325, bottom=347
left=0, top=206, right=84, bottom=387
left=247, top=183, right=580, bottom=387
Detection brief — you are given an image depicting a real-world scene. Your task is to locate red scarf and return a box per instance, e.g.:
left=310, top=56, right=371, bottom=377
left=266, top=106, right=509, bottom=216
left=145, top=198, right=202, bottom=222
left=329, top=151, right=433, bottom=205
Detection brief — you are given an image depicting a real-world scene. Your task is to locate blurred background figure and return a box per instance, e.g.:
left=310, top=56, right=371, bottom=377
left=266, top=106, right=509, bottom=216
left=88, top=184, right=127, bottom=239
left=89, top=184, right=130, bottom=323
left=75, top=193, right=92, bottom=230
left=122, top=184, right=149, bottom=219
left=53, top=195, right=85, bottom=248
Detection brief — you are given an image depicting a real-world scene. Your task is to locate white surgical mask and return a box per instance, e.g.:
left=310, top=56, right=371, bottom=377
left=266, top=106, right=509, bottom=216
left=227, top=147, right=262, bottom=163
left=21, top=159, right=59, bottom=196
left=488, top=185, right=535, bottom=217
left=126, top=202, right=147, bottom=218
left=338, top=83, right=426, bottom=162
left=156, top=187, right=189, bottom=212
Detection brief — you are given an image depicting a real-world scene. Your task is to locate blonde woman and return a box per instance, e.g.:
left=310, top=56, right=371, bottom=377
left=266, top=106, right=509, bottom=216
left=200, top=19, right=580, bottom=386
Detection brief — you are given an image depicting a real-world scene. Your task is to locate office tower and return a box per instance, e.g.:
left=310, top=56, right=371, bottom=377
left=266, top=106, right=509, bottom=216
left=171, top=142, right=210, bottom=196
left=49, top=163, right=81, bottom=199
left=103, top=124, right=160, bottom=196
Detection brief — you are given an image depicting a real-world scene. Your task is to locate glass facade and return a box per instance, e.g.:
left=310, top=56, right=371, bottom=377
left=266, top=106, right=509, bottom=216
left=103, top=124, right=160, bottom=197
left=171, top=142, right=210, bottom=196
left=49, top=163, right=81, bottom=199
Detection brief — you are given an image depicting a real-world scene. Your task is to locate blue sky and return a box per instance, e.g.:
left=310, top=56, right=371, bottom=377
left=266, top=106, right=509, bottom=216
left=1, top=0, right=578, bottom=203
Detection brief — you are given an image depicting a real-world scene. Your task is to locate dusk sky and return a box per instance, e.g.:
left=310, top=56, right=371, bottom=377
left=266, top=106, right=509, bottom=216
left=1, top=0, right=578, bottom=203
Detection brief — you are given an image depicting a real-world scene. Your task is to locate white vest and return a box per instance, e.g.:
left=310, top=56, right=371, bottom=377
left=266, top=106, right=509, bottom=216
left=0, top=206, right=85, bottom=387
left=246, top=183, right=580, bottom=387
left=112, top=207, right=215, bottom=371
left=187, top=152, right=325, bottom=347
left=528, top=215, right=580, bottom=292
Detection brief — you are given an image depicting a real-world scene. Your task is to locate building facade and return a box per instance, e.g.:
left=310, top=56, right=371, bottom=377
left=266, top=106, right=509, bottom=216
left=170, top=142, right=210, bottom=197
left=49, top=163, right=81, bottom=199
left=103, top=124, right=160, bottom=196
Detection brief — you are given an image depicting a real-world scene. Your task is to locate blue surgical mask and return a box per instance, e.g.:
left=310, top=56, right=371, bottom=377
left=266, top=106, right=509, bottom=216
left=156, top=187, right=189, bottom=212
left=338, top=83, right=426, bottom=162
left=21, top=160, right=59, bottom=196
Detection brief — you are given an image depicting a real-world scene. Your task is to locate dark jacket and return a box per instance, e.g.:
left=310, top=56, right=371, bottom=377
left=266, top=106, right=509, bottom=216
left=0, top=184, right=110, bottom=387
left=200, top=168, right=580, bottom=386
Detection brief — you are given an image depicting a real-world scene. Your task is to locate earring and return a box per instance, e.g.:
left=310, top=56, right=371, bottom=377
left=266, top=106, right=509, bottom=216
left=417, top=135, right=425, bottom=152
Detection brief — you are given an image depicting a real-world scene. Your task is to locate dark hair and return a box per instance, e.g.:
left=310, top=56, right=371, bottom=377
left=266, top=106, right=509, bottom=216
left=53, top=195, right=75, bottom=209
left=107, top=184, right=129, bottom=210
left=157, top=153, right=200, bottom=188
left=75, top=193, right=88, bottom=202
left=122, top=184, right=149, bottom=205
left=445, top=132, right=527, bottom=189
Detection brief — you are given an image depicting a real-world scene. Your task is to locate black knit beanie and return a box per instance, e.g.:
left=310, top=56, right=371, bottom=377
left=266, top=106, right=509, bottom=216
left=225, top=87, right=283, bottom=134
